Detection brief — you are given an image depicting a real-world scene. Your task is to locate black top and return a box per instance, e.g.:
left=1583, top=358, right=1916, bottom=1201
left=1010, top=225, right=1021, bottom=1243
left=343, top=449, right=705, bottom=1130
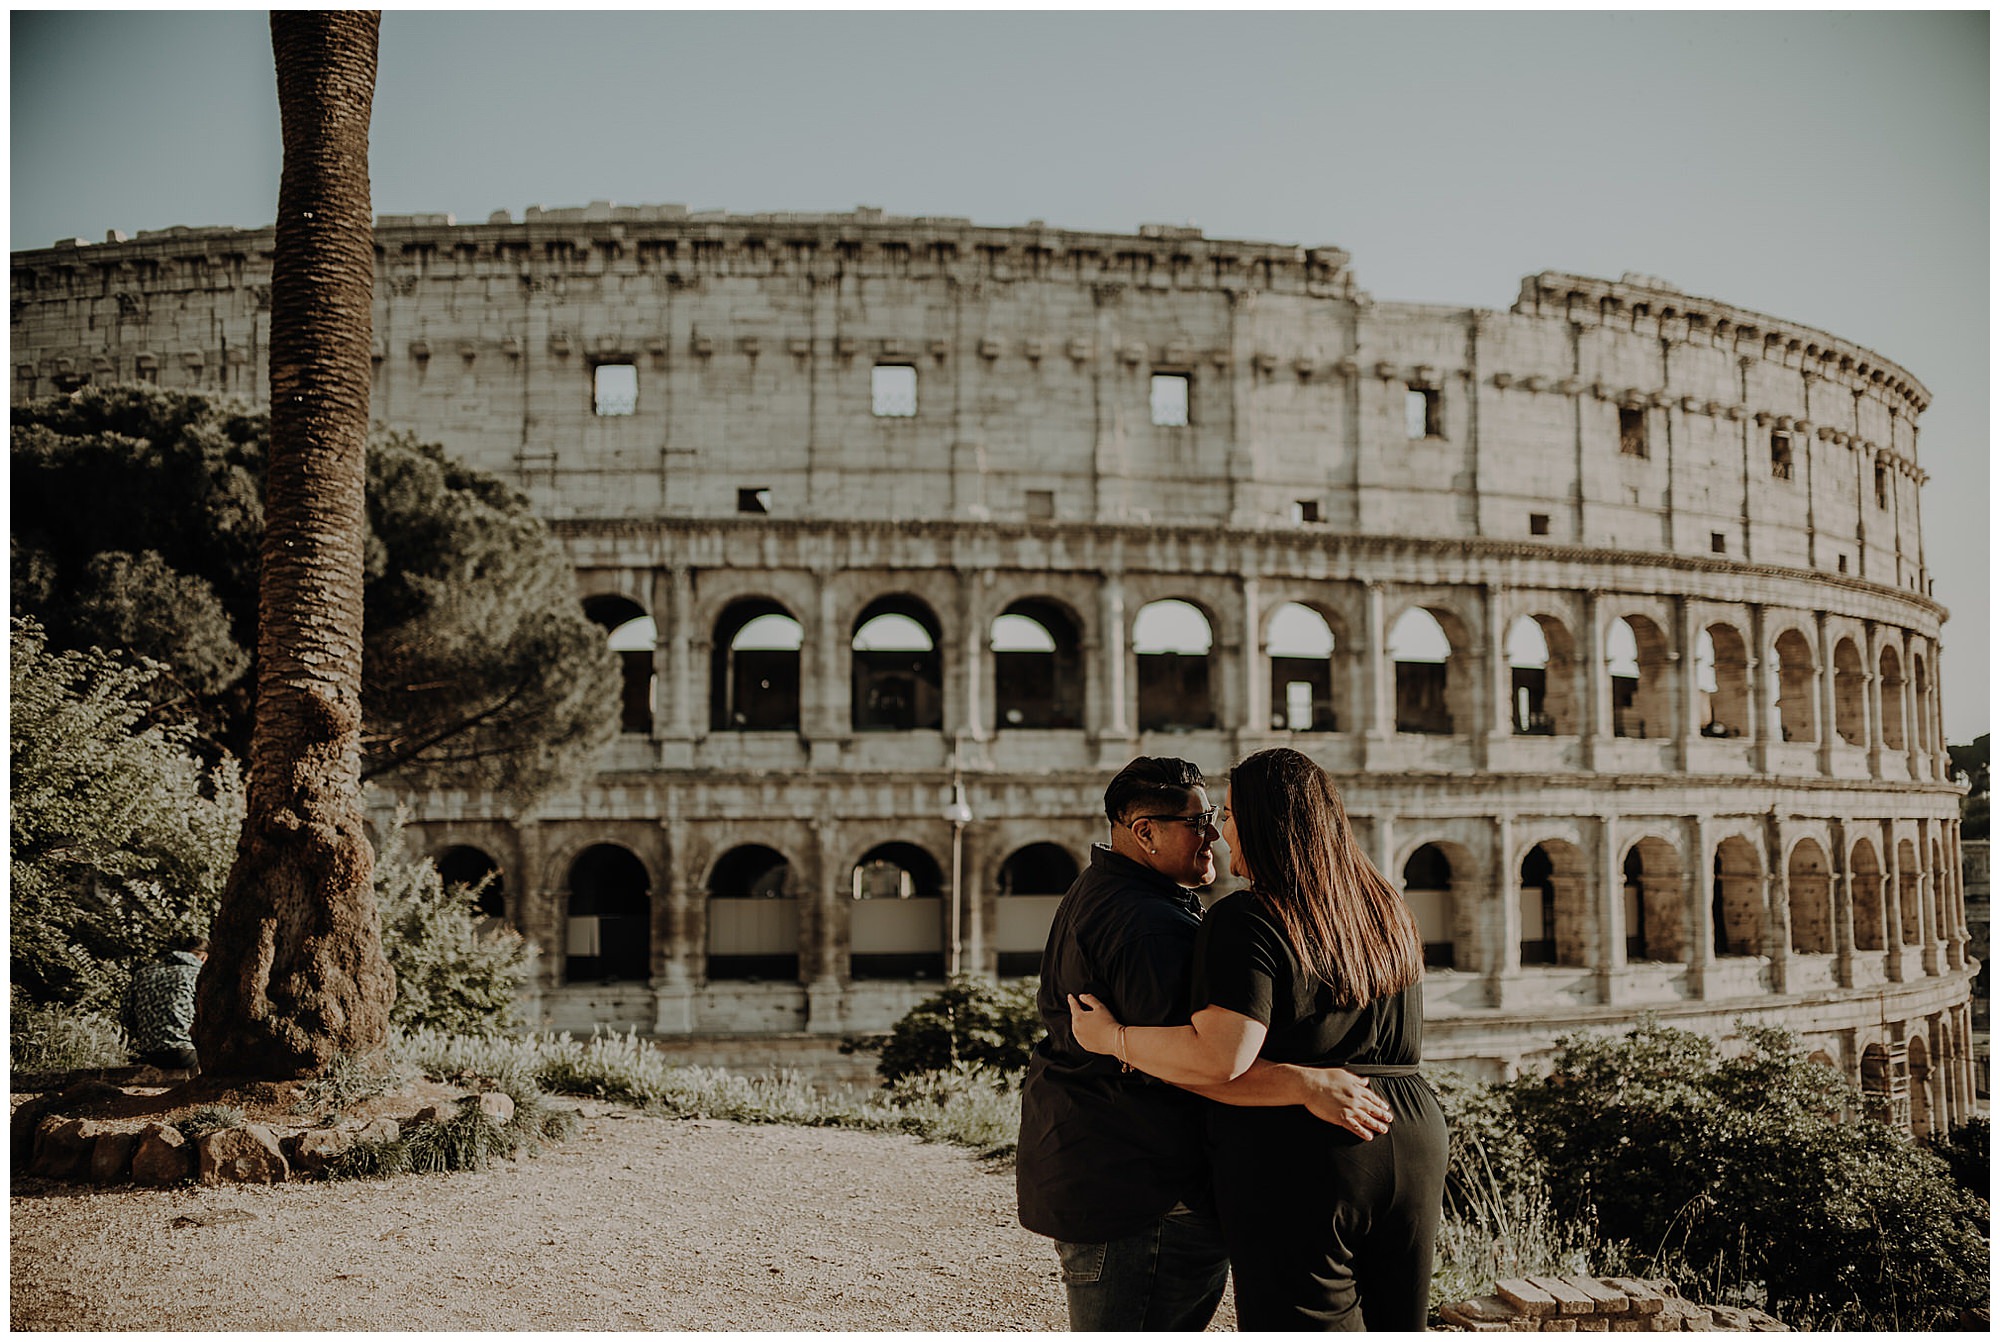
left=1191, top=889, right=1423, bottom=1068
left=1016, top=845, right=1212, bottom=1242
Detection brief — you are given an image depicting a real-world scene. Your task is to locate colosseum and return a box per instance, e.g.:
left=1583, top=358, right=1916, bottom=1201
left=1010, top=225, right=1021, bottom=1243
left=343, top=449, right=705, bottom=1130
left=10, top=203, right=1977, bottom=1134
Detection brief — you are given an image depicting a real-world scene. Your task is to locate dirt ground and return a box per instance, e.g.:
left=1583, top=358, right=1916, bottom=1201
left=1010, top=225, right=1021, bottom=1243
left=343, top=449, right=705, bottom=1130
left=10, top=1096, right=1238, bottom=1331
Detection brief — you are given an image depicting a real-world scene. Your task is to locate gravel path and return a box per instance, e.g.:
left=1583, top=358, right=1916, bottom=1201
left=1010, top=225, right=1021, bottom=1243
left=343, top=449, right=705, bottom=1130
left=10, top=1099, right=1237, bottom=1331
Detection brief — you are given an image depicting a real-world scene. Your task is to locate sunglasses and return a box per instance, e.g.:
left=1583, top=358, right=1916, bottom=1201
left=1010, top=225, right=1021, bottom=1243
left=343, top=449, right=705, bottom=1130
left=1128, top=806, right=1221, bottom=833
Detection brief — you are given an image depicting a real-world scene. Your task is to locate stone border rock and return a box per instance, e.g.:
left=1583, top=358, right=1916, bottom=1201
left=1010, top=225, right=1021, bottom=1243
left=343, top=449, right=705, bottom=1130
left=1437, top=1276, right=1788, bottom=1332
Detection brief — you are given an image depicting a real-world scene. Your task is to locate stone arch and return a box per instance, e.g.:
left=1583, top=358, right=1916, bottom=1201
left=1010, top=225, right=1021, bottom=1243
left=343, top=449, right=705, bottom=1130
left=853, top=595, right=945, bottom=732
left=712, top=598, right=803, bottom=732
left=1849, top=835, right=1884, bottom=952
left=1772, top=626, right=1817, bottom=744
left=1832, top=637, right=1867, bottom=746
left=1897, top=838, right=1922, bottom=944
left=1134, top=597, right=1217, bottom=732
left=1859, top=1041, right=1902, bottom=1128
left=849, top=840, right=946, bottom=980
left=1519, top=838, right=1590, bottom=968
left=704, top=844, right=800, bottom=982
left=1389, top=604, right=1470, bottom=735
left=1699, top=622, right=1752, bottom=739
left=1400, top=842, right=1457, bottom=969
left=993, top=596, right=1085, bottom=730
left=1787, top=838, right=1833, bottom=955
left=1907, top=1031, right=1932, bottom=1142
left=1877, top=644, right=1907, bottom=751
left=564, top=842, right=652, bottom=983
left=436, top=844, right=507, bottom=922
left=1607, top=614, right=1673, bottom=740
left=1507, top=613, right=1578, bottom=735
left=1931, top=837, right=1949, bottom=950
left=1621, top=835, right=1685, bottom=963
left=1265, top=601, right=1339, bottom=732
left=583, top=592, right=655, bottom=736
left=1712, top=836, right=1763, bottom=957
left=994, top=842, right=1080, bottom=976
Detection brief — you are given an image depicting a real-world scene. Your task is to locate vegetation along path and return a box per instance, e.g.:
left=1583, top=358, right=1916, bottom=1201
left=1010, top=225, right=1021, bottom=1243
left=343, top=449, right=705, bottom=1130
left=10, top=1096, right=1237, bottom=1331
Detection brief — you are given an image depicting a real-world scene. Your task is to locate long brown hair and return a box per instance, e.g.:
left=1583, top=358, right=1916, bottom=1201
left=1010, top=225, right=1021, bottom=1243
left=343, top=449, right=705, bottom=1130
left=1226, top=747, right=1423, bottom=1008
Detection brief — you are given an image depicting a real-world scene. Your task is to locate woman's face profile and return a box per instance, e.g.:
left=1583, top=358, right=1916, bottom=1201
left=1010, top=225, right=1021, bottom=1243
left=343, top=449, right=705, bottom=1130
left=1220, top=787, right=1251, bottom=882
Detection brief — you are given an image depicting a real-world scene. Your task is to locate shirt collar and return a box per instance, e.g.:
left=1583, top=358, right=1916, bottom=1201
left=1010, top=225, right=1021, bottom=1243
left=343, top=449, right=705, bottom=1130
left=1089, top=843, right=1202, bottom=906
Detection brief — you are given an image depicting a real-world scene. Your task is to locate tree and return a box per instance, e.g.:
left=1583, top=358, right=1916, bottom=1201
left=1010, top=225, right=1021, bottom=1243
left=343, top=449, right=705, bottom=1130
left=1948, top=734, right=1988, bottom=839
left=10, top=619, right=243, bottom=1012
left=12, top=388, right=619, bottom=804
left=196, top=10, right=394, bottom=1078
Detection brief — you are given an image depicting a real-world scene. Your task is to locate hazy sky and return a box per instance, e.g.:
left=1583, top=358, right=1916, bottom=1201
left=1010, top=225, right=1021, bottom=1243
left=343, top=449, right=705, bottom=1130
left=11, top=9, right=1989, bottom=740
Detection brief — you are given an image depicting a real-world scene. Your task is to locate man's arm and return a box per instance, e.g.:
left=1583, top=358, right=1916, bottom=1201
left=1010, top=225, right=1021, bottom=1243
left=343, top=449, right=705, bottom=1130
left=1176, top=1061, right=1394, bottom=1141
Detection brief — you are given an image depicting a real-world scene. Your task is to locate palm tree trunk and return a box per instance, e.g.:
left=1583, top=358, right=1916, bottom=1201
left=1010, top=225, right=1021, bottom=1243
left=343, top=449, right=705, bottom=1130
left=196, top=10, right=394, bottom=1077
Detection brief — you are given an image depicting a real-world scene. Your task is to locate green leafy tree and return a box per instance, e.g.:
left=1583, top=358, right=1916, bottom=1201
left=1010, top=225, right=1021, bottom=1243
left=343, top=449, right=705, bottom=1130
left=1502, top=1016, right=1987, bottom=1329
left=9, top=619, right=244, bottom=1012
left=871, top=976, right=1043, bottom=1082
left=12, top=386, right=619, bottom=806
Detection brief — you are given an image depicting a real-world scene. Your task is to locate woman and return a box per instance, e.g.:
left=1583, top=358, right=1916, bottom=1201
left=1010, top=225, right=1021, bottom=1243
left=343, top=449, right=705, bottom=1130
left=1068, top=746, right=1447, bottom=1331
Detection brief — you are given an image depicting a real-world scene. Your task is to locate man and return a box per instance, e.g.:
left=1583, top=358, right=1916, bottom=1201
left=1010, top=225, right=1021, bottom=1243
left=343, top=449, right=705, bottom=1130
left=1016, top=757, right=1395, bottom=1330
left=123, top=935, right=207, bottom=1073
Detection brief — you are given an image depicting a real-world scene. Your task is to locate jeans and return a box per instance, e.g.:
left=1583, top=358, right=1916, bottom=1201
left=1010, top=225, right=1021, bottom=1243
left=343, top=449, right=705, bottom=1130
left=1055, top=1202, right=1229, bottom=1332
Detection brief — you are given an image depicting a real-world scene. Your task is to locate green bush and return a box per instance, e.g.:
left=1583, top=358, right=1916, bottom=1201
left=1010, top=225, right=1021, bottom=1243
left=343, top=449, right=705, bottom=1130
left=1500, top=1016, right=1987, bottom=1330
left=869, top=975, right=1043, bottom=1083
left=1931, top=1117, right=1990, bottom=1202
left=8, top=990, right=130, bottom=1073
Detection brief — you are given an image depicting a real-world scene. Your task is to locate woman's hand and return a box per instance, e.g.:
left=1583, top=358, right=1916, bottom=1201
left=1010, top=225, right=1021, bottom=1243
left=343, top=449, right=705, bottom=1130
left=1066, top=992, right=1123, bottom=1057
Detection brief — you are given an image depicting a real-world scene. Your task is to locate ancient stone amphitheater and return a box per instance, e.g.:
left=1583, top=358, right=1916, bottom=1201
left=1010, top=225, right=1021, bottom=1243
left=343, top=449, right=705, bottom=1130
left=10, top=204, right=1974, bottom=1134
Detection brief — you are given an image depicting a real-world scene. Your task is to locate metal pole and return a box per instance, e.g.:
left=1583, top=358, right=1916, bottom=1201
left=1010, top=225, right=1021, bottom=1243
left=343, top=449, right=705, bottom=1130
left=950, top=819, right=964, bottom=977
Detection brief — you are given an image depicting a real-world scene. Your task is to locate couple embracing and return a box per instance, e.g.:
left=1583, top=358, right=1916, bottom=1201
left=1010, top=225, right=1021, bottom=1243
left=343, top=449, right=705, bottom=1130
left=1016, top=750, right=1447, bottom=1332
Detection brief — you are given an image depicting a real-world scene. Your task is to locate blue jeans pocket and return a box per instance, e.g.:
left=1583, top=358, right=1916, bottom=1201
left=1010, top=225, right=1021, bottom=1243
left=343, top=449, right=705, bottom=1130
left=1055, top=1239, right=1107, bottom=1285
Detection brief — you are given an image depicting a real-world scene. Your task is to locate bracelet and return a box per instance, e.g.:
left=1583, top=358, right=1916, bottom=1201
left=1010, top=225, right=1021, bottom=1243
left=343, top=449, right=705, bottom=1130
left=1115, top=1024, right=1129, bottom=1065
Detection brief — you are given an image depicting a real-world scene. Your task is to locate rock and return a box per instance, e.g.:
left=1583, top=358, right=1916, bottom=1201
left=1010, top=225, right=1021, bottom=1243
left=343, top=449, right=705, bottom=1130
left=474, top=1091, right=515, bottom=1125
left=28, top=1117, right=98, bottom=1180
left=197, top=1124, right=289, bottom=1185
left=90, top=1130, right=138, bottom=1184
left=288, top=1127, right=352, bottom=1175
left=10, top=1094, right=63, bottom=1164
left=409, top=1103, right=452, bottom=1126
left=353, top=1118, right=400, bottom=1145
left=131, top=1123, right=193, bottom=1185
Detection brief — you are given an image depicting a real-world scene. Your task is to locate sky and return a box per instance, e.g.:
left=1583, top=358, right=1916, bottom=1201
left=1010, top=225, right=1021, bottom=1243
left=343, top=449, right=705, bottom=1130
left=10, top=8, right=1990, bottom=741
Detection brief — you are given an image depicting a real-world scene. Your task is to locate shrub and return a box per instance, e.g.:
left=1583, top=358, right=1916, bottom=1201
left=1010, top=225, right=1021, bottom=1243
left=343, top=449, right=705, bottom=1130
left=1931, top=1117, right=1990, bottom=1203
left=869, top=975, right=1043, bottom=1083
left=8, top=990, right=129, bottom=1073
left=173, top=1105, right=245, bottom=1139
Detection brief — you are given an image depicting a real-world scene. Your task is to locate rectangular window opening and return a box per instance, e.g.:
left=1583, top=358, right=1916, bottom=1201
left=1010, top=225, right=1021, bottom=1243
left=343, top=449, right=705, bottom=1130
left=1024, top=489, right=1055, bottom=521
left=1837, top=554, right=1849, bottom=574
left=872, top=364, right=917, bottom=417
left=1406, top=387, right=1442, bottom=439
left=1150, top=373, right=1190, bottom=426
left=1770, top=432, right=1793, bottom=480
left=1529, top=513, right=1550, bottom=537
left=593, top=362, right=637, bottom=416
left=1874, top=464, right=1888, bottom=508
left=1618, top=406, right=1648, bottom=457
left=737, top=487, right=771, bottom=514
left=1711, top=531, right=1727, bottom=554
left=1292, top=499, right=1323, bottom=525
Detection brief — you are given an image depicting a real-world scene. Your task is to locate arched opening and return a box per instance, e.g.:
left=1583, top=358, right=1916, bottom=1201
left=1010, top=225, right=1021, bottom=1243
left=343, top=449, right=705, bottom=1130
left=1519, top=844, right=1557, bottom=964
left=993, top=599, right=1083, bottom=730
left=850, top=842, right=945, bottom=979
left=1712, top=837, right=1763, bottom=957
left=1907, top=1033, right=1932, bottom=1142
left=1390, top=607, right=1453, bottom=735
left=705, top=845, right=799, bottom=982
left=1788, top=839, right=1833, bottom=955
left=1859, top=1042, right=1900, bottom=1128
left=584, top=594, right=655, bottom=736
left=1850, top=837, right=1884, bottom=952
left=1832, top=639, right=1866, bottom=746
left=565, top=843, right=651, bottom=983
left=1877, top=646, right=1907, bottom=751
left=1913, top=655, right=1932, bottom=753
left=712, top=600, right=803, bottom=732
left=1700, top=624, right=1751, bottom=738
left=994, top=842, right=1079, bottom=976
left=1621, top=838, right=1685, bottom=963
left=1898, top=839, right=1922, bottom=945
left=1507, top=616, right=1572, bottom=735
left=1773, top=629, right=1817, bottom=744
left=1401, top=844, right=1456, bottom=969
left=853, top=597, right=945, bottom=732
left=437, top=844, right=506, bottom=922
left=1607, top=616, right=1673, bottom=739
left=1931, top=838, right=1949, bottom=950
left=1520, top=840, right=1590, bottom=967
left=1134, top=599, right=1216, bottom=732
left=1267, top=603, right=1338, bottom=732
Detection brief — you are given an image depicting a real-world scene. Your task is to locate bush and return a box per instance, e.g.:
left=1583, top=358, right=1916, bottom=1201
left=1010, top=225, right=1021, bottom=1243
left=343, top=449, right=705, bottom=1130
left=370, top=810, right=534, bottom=1036
left=8, top=990, right=129, bottom=1073
left=1931, top=1117, right=1990, bottom=1203
left=869, top=975, right=1043, bottom=1083
left=1500, top=1016, right=1988, bottom=1330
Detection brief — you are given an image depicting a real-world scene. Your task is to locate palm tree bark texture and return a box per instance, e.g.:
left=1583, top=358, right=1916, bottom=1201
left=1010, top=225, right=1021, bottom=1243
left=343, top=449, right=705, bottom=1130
left=196, top=10, right=395, bottom=1076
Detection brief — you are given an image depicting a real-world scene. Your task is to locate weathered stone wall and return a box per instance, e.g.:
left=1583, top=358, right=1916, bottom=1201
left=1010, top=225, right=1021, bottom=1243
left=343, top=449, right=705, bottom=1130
left=11, top=207, right=1974, bottom=1128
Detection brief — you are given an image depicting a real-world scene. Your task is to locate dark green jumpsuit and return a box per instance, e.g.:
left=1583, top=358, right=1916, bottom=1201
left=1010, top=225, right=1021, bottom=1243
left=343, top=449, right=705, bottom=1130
left=1192, top=890, right=1448, bottom=1331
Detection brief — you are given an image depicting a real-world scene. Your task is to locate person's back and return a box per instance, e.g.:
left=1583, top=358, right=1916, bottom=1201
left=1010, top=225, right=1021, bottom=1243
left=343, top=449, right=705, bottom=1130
left=124, top=938, right=206, bottom=1071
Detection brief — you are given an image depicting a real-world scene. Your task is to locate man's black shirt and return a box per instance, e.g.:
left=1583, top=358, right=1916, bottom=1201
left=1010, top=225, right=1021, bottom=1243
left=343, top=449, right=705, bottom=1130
left=1015, top=845, right=1211, bottom=1243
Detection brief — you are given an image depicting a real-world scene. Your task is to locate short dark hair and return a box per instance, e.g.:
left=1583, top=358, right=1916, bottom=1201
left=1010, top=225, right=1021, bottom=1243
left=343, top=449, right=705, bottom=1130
left=173, top=934, right=210, bottom=956
left=1103, top=756, right=1205, bottom=827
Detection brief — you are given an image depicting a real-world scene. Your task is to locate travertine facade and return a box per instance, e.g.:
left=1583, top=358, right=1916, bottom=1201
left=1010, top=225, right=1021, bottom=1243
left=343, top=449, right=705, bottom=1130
left=12, top=204, right=1976, bottom=1131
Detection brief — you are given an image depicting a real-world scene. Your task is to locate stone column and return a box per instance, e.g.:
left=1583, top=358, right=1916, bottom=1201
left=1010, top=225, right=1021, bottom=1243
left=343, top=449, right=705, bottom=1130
left=1882, top=820, right=1908, bottom=982
left=1749, top=603, right=1776, bottom=772
left=1597, top=813, right=1626, bottom=1003
left=1917, top=823, right=1941, bottom=977
left=1901, top=632, right=1922, bottom=781
left=1362, top=583, right=1391, bottom=764
left=1371, top=813, right=1397, bottom=899
left=653, top=815, right=696, bottom=1033
left=1831, top=820, right=1856, bottom=988
left=806, top=568, right=848, bottom=765
left=806, top=818, right=849, bottom=1032
left=962, top=821, right=990, bottom=979
left=1483, top=585, right=1512, bottom=768
left=1676, top=595, right=1700, bottom=772
left=1765, top=826, right=1793, bottom=995
left=1686, top=813, right=1714, bottom=997
left=1093, top=570, right=1131, bottom=761
left=1945, top=819, right=1967, bottom=970
left=1862, top=620, right=1883, bottom=779
left=659, top=566, right=697, bottom=765
left=1239, top=574, right=1265, bottom=742
left=1488, top=812, right=1521, bottom=1008
left=1816, top=611, right=1838, bottom=774
left=1582, top=592, right=1609, bottom=771
left=958, top=567, right=988, bottom=747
